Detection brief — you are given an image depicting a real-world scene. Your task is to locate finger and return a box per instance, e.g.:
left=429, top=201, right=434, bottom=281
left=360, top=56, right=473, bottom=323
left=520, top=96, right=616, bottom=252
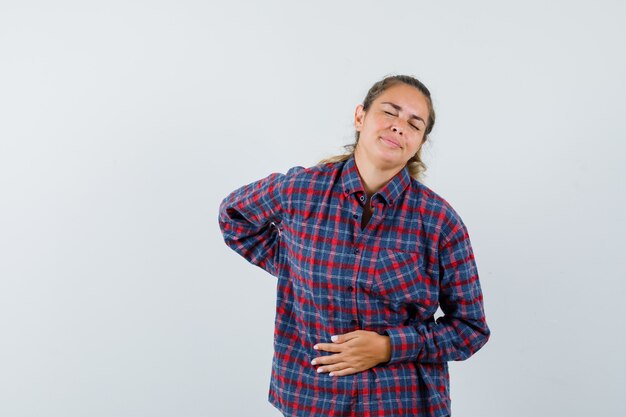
left=316, top=362, right=350, bottom=374
left=313, top=343, right=342, bottom=353
left=311, top=353, right=342, bottom=366
left=329, top=367, right=359, bottom=377
left=331, top=331, right=362, bottom=344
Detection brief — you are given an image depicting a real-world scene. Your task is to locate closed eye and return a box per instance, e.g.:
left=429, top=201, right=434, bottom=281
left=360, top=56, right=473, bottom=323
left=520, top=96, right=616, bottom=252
left=384, top=111, right=420, bottom=131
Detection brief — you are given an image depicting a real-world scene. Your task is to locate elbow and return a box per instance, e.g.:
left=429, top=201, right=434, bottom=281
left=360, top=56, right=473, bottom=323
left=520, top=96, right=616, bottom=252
left=458, top=320, right=491, bottom=361
left=468, top=321, right=491, bottom=359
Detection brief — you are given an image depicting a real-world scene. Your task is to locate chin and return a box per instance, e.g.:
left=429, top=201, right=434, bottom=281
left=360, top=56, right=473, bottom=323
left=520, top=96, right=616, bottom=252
left=375, top=146, right=403, bottom=160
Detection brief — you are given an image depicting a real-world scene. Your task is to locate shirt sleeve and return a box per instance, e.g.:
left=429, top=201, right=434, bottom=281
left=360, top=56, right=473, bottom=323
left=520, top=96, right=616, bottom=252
left=218, top=166, right=303, bottom=277
left=382, top=211, right=491, bottom=364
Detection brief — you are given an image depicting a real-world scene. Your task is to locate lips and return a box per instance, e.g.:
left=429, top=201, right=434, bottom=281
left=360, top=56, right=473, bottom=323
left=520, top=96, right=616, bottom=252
left=380, top=135, right=401, bottom=148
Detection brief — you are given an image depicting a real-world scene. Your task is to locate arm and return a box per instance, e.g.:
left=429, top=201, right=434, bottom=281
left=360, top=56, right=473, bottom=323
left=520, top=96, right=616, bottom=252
left=382, top=214, right=491, bottom=364
left=218, top=166, right=304, bottom=276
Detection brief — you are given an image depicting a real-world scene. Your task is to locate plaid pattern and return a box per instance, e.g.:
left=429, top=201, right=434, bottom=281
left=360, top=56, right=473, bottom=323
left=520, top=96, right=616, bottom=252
left=218, top=154, right=490, bottom=417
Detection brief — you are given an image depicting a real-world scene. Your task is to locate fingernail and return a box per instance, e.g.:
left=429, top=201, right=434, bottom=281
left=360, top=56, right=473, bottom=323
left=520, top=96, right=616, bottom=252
left=331, top=335, right=338, bottom=342
left=313, top=345, right=318, bottom=350
left=317, top=368, right=323, bottom=373
left=311, top=360, right=316, bottom=365
left=329, top=372, right=335, bottom=376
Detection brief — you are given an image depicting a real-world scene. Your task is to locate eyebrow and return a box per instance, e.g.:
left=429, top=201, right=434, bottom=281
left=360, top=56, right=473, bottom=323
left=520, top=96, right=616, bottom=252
left=380, top=101, right=426, bottom=126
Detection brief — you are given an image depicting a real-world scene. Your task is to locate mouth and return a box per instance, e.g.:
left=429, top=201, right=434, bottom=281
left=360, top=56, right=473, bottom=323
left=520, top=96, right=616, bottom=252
left=380, top=136, right=402, bottom=149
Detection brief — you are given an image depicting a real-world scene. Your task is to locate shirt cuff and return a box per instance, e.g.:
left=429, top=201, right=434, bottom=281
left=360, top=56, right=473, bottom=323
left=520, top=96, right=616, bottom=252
left=383, top=326, right=422, bottom=365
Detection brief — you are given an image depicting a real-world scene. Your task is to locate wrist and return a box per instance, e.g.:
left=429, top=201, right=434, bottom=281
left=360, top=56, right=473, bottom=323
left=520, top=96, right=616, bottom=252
left=378, top=335, right=391, bottom=364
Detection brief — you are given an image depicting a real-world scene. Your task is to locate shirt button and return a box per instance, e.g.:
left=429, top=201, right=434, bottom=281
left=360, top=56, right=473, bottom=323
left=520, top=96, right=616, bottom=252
left=359, top=195, right=365, bottom=202
left=344, top=189, right=349, bottom=194
left=347, top=285, right=354, bottom=292
left=354, top=248, right=359, bottom=254
left=352, top=214, right=358, bottom=219
left=350, top=319, right=357, bottom=325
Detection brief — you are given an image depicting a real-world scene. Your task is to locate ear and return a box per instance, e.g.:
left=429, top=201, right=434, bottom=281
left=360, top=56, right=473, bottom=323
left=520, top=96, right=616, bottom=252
left=354, top=104, right=365, bottom=131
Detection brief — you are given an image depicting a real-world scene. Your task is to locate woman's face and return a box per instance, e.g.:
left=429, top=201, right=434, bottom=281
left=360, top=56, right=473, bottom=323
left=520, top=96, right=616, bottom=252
left=354, top=83, right=430, bottom=171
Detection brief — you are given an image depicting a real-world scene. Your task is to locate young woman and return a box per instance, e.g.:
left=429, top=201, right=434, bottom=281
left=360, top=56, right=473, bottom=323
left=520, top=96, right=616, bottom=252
left=218, top=74, right=490, bottom=417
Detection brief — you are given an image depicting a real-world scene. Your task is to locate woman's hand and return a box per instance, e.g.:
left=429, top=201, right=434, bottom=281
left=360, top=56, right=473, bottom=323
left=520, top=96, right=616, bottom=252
left=311, top=330, right=391, bottom=377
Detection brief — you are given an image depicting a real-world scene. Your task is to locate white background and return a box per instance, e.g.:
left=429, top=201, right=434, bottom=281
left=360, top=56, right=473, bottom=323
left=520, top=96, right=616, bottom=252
left=1, top=1, right=625, bottom=416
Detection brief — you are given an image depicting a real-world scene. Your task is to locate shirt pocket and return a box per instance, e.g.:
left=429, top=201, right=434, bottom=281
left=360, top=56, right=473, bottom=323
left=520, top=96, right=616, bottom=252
left=369, top=248, right=439, bottom=324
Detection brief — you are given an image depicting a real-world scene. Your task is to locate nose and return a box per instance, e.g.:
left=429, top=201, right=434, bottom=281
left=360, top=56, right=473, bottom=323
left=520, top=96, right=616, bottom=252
left=392, top=125, right=403, bottom=135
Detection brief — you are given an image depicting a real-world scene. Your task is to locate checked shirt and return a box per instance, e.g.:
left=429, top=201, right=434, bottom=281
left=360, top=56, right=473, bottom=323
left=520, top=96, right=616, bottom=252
left=218, top=154, right=490, bottom=417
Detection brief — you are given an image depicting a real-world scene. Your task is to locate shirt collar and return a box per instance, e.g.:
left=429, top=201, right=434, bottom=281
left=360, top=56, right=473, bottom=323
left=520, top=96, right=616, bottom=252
left=340, top=153, right=411, bottom=206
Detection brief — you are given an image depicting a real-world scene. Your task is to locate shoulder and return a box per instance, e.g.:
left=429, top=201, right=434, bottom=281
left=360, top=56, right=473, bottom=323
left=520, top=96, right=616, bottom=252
left=410, top=180, right=468, bottom=243
left=277, top=161, right=343, bottom=211
left=283, top=160, right=343, bottom=186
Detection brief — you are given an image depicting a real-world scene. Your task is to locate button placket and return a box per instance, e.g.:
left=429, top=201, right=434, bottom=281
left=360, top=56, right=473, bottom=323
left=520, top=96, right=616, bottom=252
left=349, top=242, right=365, bottom=333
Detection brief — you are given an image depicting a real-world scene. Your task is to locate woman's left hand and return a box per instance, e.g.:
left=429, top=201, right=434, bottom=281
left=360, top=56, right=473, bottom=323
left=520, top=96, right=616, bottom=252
left=311, top=330, right=391, bottom=377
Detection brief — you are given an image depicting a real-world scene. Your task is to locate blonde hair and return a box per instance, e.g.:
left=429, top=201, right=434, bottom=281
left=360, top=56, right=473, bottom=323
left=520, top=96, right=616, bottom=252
left=317, top=74, right=436, bottom=181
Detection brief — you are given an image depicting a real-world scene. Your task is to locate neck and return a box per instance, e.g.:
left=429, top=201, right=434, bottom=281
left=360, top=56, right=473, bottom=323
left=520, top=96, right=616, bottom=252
left=353, top=146, right=403, bottom=197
